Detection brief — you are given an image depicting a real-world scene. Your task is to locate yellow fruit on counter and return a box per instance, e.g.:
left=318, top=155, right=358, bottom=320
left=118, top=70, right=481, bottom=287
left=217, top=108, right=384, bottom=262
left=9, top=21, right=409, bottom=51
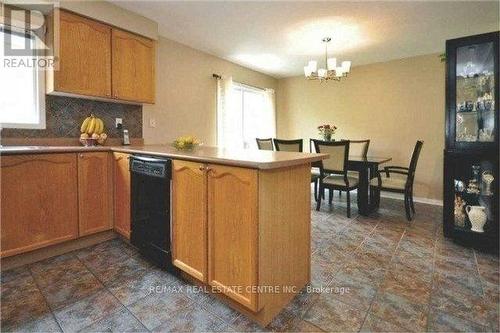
left=91, top=133, right=100, bottom=139
left=80, top=133, right=89, bottom=139
left=80, top=114, right=105, bottom=135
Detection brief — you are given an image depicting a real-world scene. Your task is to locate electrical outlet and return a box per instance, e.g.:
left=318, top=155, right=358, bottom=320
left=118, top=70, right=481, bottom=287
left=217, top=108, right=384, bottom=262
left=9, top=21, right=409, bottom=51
left=149, top=118, right=156, bottom=128
left=115, top=118, right=123, bottom=129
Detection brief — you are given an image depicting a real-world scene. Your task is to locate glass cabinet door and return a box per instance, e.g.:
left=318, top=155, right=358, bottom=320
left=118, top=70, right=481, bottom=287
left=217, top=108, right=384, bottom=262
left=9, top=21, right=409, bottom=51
left=455, top=42, right=496, bottom=143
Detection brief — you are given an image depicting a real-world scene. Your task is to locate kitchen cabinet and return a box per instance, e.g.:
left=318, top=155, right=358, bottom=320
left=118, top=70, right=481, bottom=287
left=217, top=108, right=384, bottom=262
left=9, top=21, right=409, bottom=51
left=78, top=152, right=113, bottom=236
left=46, top=9, right=155, bottom=104
left=112, top=29, right=156, bottom=103
left=172, top=160, right=208, bottom=282
left=47, top=10, right=112, bottom=98
left=207, top=164, right=259, bottom=311
left=113, top=152, right=131, bottom=239
left=0, top=154, right=79, bottom=257
left=172, top=161, right=311, bottom=322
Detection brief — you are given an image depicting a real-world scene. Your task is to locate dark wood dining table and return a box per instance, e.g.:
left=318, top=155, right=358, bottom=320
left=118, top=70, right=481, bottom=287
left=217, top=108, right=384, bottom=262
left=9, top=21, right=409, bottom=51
left=347, top=156, right=392, bottom=216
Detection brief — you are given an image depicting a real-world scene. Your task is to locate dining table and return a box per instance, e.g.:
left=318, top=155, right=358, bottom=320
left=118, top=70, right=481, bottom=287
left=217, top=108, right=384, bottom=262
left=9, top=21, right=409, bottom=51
left=347, top=156, right=392, bottom=216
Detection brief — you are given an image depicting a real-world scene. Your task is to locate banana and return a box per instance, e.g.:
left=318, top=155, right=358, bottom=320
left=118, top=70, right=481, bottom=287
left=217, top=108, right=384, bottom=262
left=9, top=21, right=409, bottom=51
left=86, top=117, right=96, bottom=135
left=95, top=118, right=104, bottom=135
left=80, top=116, right=92, bottom=133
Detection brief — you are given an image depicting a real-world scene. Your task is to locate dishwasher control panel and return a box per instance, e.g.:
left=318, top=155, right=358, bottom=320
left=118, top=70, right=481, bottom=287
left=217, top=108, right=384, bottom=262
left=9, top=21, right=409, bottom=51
left=130, top=157, right=169, bottom=178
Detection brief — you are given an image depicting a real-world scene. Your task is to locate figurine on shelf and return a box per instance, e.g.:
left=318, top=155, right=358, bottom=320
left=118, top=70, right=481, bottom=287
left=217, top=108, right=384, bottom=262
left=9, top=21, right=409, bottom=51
left=454, top=179, right=465, bottom=192
left=454, top=195, right=467, bottom=228
left=482, top=171, right=495, bottom=196
left=467, top=166, right=481, bottom=194
left=479, top=128, right=494, bottom=142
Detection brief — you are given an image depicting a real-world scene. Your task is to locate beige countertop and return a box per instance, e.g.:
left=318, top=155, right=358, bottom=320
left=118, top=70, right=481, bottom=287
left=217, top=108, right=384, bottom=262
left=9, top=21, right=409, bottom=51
left=0, top=144, right=327, bottom=170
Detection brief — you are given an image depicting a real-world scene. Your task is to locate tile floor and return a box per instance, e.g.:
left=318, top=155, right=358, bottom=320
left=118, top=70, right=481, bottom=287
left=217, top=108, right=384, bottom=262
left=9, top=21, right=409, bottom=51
left=1, top=194, right=499, bottom=332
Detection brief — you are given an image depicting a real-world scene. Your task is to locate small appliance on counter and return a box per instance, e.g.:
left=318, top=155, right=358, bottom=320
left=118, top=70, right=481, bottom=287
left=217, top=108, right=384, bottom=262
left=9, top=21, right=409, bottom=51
left=130, top=155, right=177, bottom=273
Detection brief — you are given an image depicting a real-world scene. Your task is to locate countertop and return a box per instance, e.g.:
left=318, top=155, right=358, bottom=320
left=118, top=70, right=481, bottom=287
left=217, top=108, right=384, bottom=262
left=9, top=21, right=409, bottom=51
left=0, top=144, right=328, bottom=170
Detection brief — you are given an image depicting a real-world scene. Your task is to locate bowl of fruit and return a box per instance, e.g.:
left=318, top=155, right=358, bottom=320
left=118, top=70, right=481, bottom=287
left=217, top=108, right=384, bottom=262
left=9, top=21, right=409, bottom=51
left=79, top=114, right=108, bottom=146
left=172, top=135, right=201, bottom=151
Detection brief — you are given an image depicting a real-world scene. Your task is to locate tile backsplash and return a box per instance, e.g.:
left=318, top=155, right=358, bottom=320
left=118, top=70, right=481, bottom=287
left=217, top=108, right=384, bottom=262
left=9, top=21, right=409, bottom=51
left=1, top=95, right=142, bottom=139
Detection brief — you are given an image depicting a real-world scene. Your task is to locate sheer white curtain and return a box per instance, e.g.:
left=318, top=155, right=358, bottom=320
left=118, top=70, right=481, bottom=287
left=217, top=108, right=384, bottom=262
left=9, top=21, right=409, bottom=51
left=217, top=76, right=276, bottom=149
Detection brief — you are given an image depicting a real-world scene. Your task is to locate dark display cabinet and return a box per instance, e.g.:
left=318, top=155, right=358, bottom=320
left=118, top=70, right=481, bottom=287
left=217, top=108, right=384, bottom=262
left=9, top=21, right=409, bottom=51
left=444, top=31, right=499, bottom=253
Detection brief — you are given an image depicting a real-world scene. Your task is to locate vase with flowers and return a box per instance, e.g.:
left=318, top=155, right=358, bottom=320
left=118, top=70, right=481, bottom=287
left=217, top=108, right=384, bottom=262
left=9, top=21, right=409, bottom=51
left=318, top=124, right=337, bottom=141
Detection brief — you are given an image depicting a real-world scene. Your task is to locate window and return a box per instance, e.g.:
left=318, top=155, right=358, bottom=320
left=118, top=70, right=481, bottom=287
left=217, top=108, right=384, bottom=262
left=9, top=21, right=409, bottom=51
left=0, top=28, right=45, bottom=129
left=217, top=78, right=275, bottom=149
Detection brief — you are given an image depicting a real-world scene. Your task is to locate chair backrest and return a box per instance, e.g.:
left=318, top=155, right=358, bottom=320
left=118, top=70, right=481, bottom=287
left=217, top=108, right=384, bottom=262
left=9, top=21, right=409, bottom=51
left=273, top=139, right=303, bottom=152
left=314, top=140, right=349, bottom=175
left=256, top=138, right=274, bottom=151
left=345, top=139, right=370, bottom=158
left=408, top=140, right=424, bottom=182
left=309, top=139, right=322, bottom=168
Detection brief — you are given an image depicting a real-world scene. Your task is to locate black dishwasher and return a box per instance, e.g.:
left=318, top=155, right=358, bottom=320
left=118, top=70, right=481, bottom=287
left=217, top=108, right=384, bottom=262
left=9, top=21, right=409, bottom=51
left=130, top=155, right=176, bottom=272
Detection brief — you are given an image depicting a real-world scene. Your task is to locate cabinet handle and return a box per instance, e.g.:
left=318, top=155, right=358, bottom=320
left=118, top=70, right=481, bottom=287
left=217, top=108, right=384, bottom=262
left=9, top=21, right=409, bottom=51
left=199, top=166, right=205, bottom=171
left=79, top=154, right=84, bottom=159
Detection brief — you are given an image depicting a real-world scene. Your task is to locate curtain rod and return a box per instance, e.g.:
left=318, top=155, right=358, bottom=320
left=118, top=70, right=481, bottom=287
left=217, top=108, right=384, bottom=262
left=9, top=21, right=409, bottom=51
left=212, top=73, right=268, bottom=92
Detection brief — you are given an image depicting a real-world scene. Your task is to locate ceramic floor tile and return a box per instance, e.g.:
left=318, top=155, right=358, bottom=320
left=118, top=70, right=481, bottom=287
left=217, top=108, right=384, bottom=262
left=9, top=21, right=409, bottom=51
left=126, top=288, right=192, bottom=330
left=151, top=305, right=231, bottom=332
left=431, top=285, right=491, bottom=327
left=0, top=266, right=32, bottom=284
left=1, top=284, right=51, bottom=330
left=79, top=307, right=148, bottom=333
left=53, top=290, right=123, bottom=332
left=370, top=291, right=428, bottom=332
left=229, top=314, right=271, bottom=332
left=329, top=272, right=378, bottom=311
left=427, top=309, right=490, bottom=332
left=360, top=313, right=409, bottom=332
left=285, top=318, right=325, bottom=332
left=433, top=270, right=484, bottom=298
left=2, top=313, right=61, bottom=333
left=40, top=270, right=104, bottom=310
left=30, top=254, right=89, bottom=288
left=380, top=269, right=432, bottom=305
left=199, top=293, right=242, bottom=324
left=87, top=256, right=152, bottom=286
left=284, top=288, right=320, bottom=317
left=303, top=294, right=365, bottom=332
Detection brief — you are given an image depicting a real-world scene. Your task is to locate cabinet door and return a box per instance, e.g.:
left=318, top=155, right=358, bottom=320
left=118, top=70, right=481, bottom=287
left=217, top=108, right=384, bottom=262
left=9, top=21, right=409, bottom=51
left=54, top=10, right=112, bottom=97
left=207, top=164, right=259, bottom=311
left=78, top=152, right=113, bottom=236
left=172, top=160, right=207, bottom=282
left=0, top=154, right=78, bottom=257
left=112, top=29, right=155, bottom=103
left=113, top=152, right=131, bottom=239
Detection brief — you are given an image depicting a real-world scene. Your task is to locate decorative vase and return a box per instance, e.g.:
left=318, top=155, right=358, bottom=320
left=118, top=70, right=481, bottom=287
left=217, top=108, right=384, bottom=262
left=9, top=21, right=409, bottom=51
left=465, top=205, right=487, bottom=233
left=323, top=133, right=332, bottom=141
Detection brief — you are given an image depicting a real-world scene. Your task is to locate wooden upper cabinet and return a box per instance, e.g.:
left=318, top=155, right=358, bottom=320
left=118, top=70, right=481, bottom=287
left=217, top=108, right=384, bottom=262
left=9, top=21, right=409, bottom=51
left=0, top=154, right=79, bottom=257
left=112, top=29, right=156, bottom=103
left=51, top=10, right=112, bottom=97
left=113, top=152, right=131, bottom=239
left=172, top=160, right=208, bottom=282
left=78, top=152, right=113, bottom=236
left=207, top=164, right=259, bottom=311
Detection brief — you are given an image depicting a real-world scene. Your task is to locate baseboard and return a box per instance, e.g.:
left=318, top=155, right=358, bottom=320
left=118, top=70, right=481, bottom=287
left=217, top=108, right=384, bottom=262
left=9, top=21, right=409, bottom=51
left=380, top=192, right=443, bottom=206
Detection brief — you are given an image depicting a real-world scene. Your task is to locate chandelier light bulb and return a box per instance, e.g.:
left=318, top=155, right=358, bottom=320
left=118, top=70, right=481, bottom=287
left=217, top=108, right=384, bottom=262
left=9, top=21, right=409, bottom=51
left=308, top=60, right=318, bottom=72
left=341, top=61, right=351, bottom=73
left=304, top=65, right=313, bottom=77
left=335, top=67, right=344, bottom=77
left=318, top=68, right=327, bottom=78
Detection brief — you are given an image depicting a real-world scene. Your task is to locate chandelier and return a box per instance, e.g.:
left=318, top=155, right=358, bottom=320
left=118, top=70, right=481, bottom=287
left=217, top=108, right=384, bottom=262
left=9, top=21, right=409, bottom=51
left=304, top=37, right=351, bottom=82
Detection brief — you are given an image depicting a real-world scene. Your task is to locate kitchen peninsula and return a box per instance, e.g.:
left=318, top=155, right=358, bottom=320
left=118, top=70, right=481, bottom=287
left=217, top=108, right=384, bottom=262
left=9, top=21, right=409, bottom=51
left=0, top=144, right=327, bottom=326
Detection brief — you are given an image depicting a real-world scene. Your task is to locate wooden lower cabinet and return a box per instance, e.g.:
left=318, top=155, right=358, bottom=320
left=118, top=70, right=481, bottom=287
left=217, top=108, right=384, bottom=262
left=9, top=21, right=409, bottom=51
left=207, top=164, right=259, bottom=311
left=113, top=152, right=131, bottom=239
left=0, top=154, right=79, bottom=257
left=173, top=161, right=311, bottom=325
left=172, top=160, right=208, bottom=282
left=78, top=152, right=113, bottom=236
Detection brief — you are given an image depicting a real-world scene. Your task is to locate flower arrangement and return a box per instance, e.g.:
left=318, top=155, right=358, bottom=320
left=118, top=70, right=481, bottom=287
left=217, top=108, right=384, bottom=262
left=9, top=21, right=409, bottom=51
left=172, top=135, right=201, bottom=150
left=318, top=124, right=337, bottom=141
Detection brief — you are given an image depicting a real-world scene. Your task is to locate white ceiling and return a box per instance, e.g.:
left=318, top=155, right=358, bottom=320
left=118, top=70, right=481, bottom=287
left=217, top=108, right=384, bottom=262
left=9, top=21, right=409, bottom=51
left=112, top=1, right=499, bottom=78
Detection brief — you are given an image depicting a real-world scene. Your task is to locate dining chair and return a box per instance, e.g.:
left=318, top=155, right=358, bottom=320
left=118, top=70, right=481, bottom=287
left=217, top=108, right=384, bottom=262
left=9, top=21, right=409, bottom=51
left=338, top=139, right=370, bottom=197
left=273, top=138, right=303, bottom=152
left=314, top=140, right=358, bottom=217
left=370, top=140, right=424, bottom=221
left=309, top=139, right=321, bottom=202
left=256, top=138, right=274, bottom=151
